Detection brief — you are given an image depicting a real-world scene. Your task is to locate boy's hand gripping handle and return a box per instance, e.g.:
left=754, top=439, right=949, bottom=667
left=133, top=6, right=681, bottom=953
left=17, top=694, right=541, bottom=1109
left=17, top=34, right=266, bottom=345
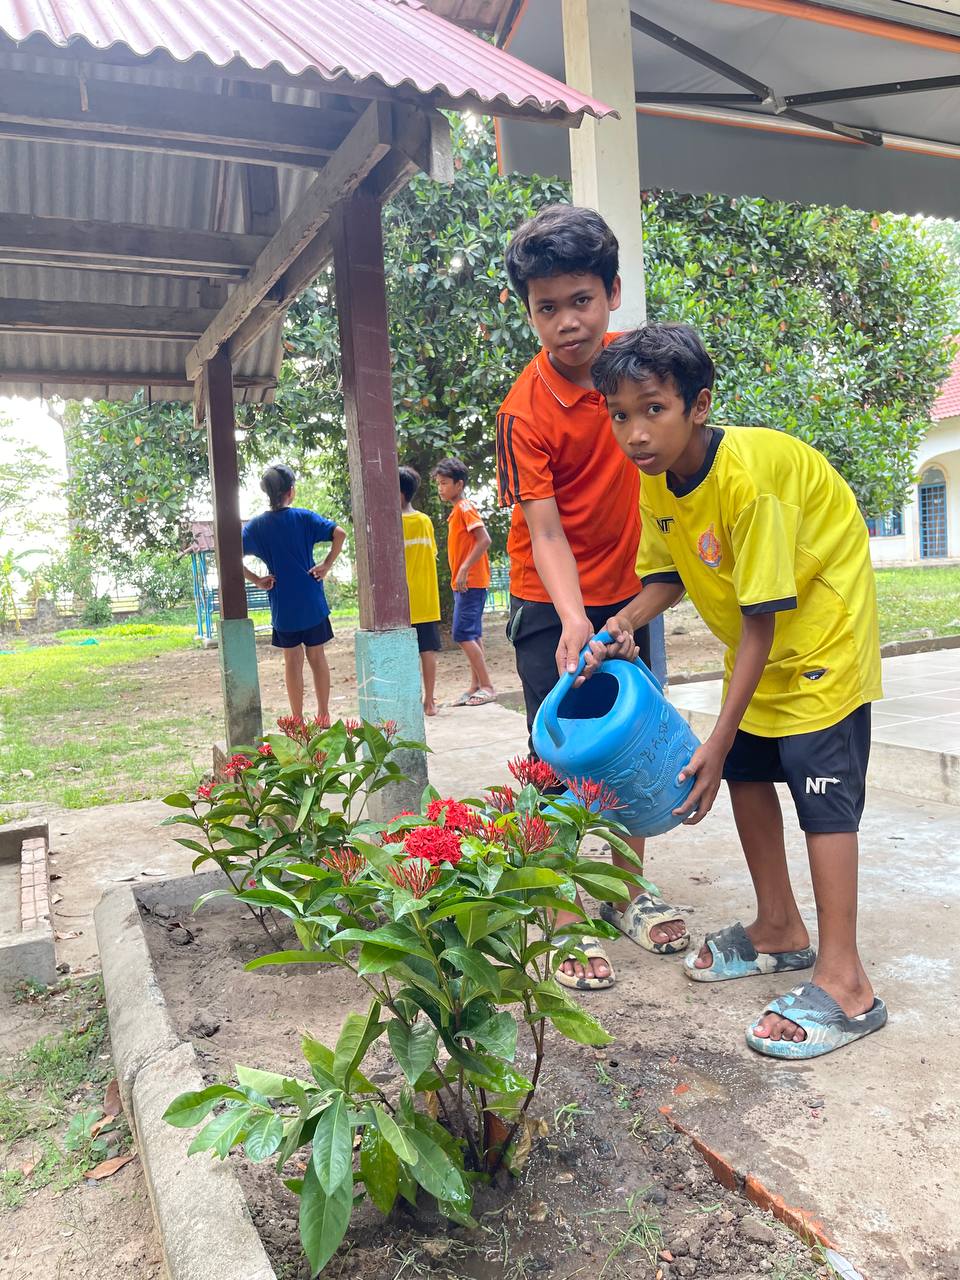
left=542, top=629, right=662, bottom=749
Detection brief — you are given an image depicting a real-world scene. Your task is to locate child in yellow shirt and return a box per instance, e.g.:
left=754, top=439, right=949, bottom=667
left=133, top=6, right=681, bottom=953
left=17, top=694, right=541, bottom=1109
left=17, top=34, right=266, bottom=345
left=399, top=466, right=442, bottom=716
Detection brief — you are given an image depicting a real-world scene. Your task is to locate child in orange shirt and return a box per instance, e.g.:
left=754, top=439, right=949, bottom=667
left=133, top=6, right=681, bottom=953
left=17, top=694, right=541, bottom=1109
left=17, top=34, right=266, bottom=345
left=433, top=457, right=496, bottom=707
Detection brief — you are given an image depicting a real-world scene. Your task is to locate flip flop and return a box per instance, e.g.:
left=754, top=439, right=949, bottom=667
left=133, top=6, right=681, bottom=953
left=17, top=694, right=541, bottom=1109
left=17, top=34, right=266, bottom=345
left=600, top=893, right=690, bottom=955
left=464, top=690, right=496, bottom=706
left=684, top=921, right=816, bottom=983
left=554, top=938, right=616, bottom=991
left=745, top=981, right=888, bottom=1059
left=452, top=690, right=475, bottom=706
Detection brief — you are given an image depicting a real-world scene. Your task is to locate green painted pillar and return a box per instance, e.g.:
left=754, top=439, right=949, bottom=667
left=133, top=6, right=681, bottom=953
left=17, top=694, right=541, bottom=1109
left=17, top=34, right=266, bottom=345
left=355, top=627, right=429, bottom=818
left=218, top=617, right=263, bottom=750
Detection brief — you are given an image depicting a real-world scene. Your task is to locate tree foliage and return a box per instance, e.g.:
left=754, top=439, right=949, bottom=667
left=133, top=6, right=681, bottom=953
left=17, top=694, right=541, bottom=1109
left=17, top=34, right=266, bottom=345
left=63, top=115, right=958, bottom=568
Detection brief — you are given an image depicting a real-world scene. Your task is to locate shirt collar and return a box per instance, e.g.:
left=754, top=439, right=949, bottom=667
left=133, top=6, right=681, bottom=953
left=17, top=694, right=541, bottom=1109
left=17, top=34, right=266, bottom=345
left=533, top=341, right=612, bottom=408
left=666, top=427, right=725, bottom=498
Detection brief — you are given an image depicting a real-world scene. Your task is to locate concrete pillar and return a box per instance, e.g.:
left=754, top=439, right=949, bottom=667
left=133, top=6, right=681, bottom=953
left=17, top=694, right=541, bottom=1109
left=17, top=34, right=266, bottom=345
left=563, top=0, right=667, bottom=680
left=563, top=0, right=646, bottom=326
left=355, top=629, right=429, bottom=817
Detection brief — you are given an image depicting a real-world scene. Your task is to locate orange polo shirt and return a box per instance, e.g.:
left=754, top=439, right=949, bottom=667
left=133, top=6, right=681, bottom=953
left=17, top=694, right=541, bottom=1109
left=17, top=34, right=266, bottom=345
left=495, top=336, right=642, bottom=606
left=447, top=498, right=491, bottom=589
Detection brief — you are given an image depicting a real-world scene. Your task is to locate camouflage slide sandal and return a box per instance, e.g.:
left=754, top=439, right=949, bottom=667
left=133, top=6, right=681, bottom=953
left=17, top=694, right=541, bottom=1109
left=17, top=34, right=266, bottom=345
left=600, top=893, right=690, bottom=955
left=684, top=921, right=815, bottom=983
left=745, top=981, right=888, bottom=1059
left=555, top=938, right=616, bottom=991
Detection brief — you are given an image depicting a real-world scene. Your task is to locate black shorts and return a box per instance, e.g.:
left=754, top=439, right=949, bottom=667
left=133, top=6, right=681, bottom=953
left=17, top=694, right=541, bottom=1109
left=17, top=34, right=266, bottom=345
left=722, top=704, right=871, bottom=833
left=414, top=621, right=442, bottom=653
left=271, top=617, right=334, bottom=649
left=507, top=595, right=651, bottom=752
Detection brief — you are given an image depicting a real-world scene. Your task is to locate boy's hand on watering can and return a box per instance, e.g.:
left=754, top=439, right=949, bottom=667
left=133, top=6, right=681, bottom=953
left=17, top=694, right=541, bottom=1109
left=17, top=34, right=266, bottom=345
left=557, top=614, right=594, bottom=677
left=576, top=614, right=638, bottom=685
left=673, top=737, right=728, bottom=824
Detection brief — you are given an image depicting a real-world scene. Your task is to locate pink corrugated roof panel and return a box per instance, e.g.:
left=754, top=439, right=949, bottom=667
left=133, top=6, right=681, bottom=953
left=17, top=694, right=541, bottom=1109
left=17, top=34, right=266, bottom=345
left=932, top=348, right=960, bottom=422
left=0, top=0, right=615, bottom=120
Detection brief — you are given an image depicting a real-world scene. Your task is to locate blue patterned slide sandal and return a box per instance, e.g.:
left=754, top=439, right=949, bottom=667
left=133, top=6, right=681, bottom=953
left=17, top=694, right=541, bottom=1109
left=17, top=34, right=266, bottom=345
left=684, top=921, right=816, bottom=983
left=745, top=981, right=888, bottom=1059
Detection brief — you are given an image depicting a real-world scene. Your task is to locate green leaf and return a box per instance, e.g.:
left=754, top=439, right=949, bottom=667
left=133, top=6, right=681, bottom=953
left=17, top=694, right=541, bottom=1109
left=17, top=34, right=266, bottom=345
left=294, top=784, right=317, bottom=831
left=163, top=1085, right=246, bottom=1128
left=298, top=1156, right=353, bottom=1276
left=387, top=1018, right=439, bottom=1087
left=456, top=1010, right=517, bottom=1060
left=266, top=732, right=302, bottom=766
left=244, top=949, right=342, bottom=971
left=372, top=1102, right=418, bottom=1165
left=498, top=867, right=565, bottom=892
left=235, top=1065, right=313, bottom=1098
left=406, top=1128, right=468, bottom=1204
left=162, top=791, right=193, bottom=808
left=349, top=837, right=399, bottom=876
left=333, top=1003, right=385, bottom=1087
left=244, top=1113, right=284, bottom=1161
left=548, top=1007, right=614, bottom=1047
left=312, top=1095, right=353, bottom=1195
left=571, top=870, right=638, bottom=902
left=447, top=1044, right=533, bottom=1093
left=187, top=1106, right=249, bottom=1157
left=359, top=1124, right=399, bottom=1216
left=302, top=1036, right=378, bottom=1095
left=440, top=946, right=502, bottom=997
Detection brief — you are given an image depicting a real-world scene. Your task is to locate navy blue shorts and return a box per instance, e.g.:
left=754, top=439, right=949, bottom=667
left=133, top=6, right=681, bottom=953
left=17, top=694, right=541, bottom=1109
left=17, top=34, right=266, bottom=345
left=414, top=621, right=442, bottom=653
left=452, top=587, right=486, bottom=642
left=271, top=616, right=334, bottom=649
left=722, top=704, right=871, bottom=833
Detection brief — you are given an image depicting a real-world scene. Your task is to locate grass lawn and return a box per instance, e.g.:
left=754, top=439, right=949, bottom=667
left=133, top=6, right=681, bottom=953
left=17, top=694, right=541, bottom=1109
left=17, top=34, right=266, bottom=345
left=874, top=565, right=960, bottom=644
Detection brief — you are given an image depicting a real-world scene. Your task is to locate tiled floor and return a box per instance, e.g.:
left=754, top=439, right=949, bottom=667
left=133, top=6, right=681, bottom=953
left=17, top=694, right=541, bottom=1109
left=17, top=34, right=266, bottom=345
left=670, top=646, right=960, bottom=756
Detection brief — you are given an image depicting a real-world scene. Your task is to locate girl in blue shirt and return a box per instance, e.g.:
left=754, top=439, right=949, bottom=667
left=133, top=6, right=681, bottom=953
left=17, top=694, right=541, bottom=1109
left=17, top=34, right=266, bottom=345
left=242, top=464, right=346, bottom=723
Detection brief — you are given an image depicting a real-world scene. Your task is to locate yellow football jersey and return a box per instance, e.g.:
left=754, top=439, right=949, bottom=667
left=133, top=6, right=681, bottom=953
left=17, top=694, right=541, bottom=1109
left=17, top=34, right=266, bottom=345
left=402, top=510, right=440, bottom=625
left=637, top=426, right=882, bottom=736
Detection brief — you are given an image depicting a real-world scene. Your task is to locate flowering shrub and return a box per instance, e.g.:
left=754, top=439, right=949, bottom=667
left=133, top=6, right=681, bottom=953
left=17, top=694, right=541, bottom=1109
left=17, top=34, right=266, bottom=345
left=162, top=720, right=650, bottom=1276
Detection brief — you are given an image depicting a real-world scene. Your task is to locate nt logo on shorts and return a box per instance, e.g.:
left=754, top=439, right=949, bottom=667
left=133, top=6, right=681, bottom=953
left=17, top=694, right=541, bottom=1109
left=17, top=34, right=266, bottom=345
left=805, top=776, right=840, bottom=795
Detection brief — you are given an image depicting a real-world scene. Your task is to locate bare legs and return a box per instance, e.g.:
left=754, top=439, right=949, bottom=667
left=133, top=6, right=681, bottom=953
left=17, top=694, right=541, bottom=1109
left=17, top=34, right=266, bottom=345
left=458, top=639, right=494, bottom=699
left=693, top=782, right=873, bottom=1041
left=420, top=650, right=439, bottom=716
left=283, top=643, right=330, bottom=721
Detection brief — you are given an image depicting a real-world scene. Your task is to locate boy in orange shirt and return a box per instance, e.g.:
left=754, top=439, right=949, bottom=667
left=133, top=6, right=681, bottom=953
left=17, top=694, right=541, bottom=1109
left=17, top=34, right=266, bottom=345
left=433, top=457, right=496, bottom=707
left=496, top=204, right=687, bottom=990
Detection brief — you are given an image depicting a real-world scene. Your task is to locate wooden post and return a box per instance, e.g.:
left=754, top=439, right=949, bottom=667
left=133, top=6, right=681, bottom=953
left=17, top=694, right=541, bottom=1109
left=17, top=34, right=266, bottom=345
left=332, top=191, right=427, bottom=810
left=332, top=194, right=409, bottom=631
left=203, top=348, right=263, bottom=748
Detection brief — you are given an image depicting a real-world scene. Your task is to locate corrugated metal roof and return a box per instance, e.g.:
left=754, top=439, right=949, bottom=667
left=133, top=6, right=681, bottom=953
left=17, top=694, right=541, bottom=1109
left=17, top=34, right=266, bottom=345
left=933, top=349, right=960, bottom=421
left=0, top=0, right=614, bottom=121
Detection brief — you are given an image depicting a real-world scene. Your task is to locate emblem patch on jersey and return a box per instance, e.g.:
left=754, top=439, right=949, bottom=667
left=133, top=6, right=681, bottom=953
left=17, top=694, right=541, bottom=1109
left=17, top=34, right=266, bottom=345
left=803, top=668, right=829, bottom=681
left=697, top=524, right=722, bottom=568
left=656, top=516, right=675, bottom=534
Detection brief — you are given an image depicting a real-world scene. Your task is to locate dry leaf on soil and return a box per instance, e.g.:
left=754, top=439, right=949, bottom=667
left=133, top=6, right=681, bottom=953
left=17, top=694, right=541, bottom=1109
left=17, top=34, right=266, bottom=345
left=84, top=1153, right=137, bottom=1180
left=104, top=1078, right=122, bottom=1116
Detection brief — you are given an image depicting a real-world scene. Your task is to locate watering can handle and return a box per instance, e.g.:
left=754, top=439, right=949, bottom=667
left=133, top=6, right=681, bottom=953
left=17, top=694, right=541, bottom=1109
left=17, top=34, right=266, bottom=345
left=541, top=629, right=662, bottom=749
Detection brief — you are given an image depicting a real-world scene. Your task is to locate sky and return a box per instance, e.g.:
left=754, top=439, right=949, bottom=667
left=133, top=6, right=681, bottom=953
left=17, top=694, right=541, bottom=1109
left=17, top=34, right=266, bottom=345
left=0, top=395, right=68, bottom=558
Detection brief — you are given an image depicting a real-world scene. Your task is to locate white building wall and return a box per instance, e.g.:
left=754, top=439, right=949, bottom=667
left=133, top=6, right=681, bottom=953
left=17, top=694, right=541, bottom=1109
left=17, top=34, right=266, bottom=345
left=869, top=417, right=960, bottom=566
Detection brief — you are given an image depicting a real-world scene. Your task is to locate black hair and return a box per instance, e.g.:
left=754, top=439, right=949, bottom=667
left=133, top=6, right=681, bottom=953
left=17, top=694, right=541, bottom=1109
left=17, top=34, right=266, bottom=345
left=261, top=463, right=296, bottom=512
left=432, top=457, right=469, bottom=486
left=505, top=205, right=619, bottom=308
left=399, top=465, right=421, bottom=502
left=592, top=324, right=716, bottom=412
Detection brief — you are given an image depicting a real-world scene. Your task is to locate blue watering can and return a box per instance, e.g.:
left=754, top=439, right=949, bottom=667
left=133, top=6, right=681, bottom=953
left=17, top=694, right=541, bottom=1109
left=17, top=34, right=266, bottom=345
left=531, top=631, right=702, bottom=837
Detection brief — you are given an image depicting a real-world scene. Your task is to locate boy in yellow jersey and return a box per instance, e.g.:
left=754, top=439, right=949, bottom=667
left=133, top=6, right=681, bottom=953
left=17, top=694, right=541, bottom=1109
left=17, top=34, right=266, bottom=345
left=584, top=324, right=887, bottom=1059
left=399, top=466, right=442, bottom=716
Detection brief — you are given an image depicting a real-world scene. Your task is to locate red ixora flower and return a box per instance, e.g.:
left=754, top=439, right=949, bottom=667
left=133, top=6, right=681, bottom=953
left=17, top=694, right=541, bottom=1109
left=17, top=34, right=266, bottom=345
left=479, top=818, right=511, bottom=849
left=223, top=754, right=253, bottom=779
left=343, top=718, right=363, bottom=736
left=196, top=782, right=213, bottom=801
left=486, top=785, right=516, bottom=814
left=403, top=824, right=462, bottom=867
left=311, top=714, right=331, bottom=732
left=380, top=720, right=399, bottom=739
left=313, top=750, right=328, bottom=769
left=277, top=715, right=309, bottom=741
left=381, top=810, right=415, bottom=845
left=508, top=756, right=559, bottom=792
left=564, top=776, right=624, bottom=813
left=389, top=858, right=441, bottom=897
left=257, top=742, right=273, bottom=757
left=515, top=813, right=553, bottom=856
left=426, top=797, right=480, bottom=832
left=320, top=848, right=366, bottom=883
left=246, top=877, right=257, bottom=889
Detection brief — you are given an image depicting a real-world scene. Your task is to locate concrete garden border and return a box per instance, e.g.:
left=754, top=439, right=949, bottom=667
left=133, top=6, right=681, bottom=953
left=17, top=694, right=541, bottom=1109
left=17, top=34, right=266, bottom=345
left=0, top=818, right=56, bottom=987
left=94, top=871, right=277, bottom=1280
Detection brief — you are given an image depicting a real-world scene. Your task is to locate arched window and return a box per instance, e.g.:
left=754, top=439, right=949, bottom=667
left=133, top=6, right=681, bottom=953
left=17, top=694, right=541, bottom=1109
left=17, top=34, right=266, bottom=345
left=919, top=467, right=948, bottom=559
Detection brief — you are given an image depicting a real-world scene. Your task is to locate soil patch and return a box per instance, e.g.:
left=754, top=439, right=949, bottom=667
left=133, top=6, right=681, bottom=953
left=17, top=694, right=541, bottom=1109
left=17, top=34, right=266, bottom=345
left=141, top=893, right=827, bottom=1280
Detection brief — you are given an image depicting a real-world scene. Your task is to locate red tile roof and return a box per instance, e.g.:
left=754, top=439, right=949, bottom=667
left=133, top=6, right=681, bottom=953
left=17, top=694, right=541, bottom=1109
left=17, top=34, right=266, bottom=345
left=0, top=0, right=615, bottom=121
left=933, top=348, right=960, bottom=422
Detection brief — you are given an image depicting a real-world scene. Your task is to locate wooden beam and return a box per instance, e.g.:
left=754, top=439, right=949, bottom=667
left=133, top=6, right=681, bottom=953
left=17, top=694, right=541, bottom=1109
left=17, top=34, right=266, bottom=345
left=186, top=100, right=392, bottom=381
left=0, top=71, right=359, bottom=168
left=0, top=368, right=275, bottom=389
left=332, top=194, right=409, bottom=632
left=204, top=349, right=249, bottom=621
left=0, top=299, right=246, bottom=341
left=0, top=213, right=269, bottom=278
left=228, top=107, right=449, bottom=364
